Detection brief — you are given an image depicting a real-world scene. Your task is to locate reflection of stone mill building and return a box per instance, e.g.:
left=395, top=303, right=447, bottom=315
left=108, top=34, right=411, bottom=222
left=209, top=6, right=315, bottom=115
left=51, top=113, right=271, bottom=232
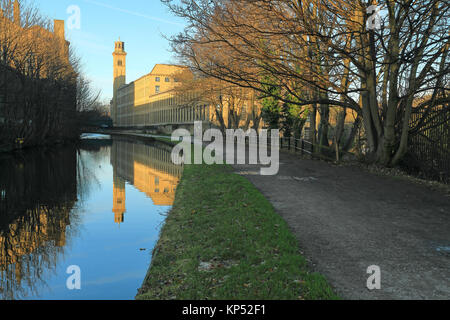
left=110, top=139, right=183, bottom=225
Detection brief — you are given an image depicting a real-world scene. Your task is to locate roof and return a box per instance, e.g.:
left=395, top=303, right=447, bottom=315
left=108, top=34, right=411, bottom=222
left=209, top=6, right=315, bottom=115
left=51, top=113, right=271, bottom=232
left=123, top=64, right=190, bottom=87
left=149, top=64, right=189, bottom=75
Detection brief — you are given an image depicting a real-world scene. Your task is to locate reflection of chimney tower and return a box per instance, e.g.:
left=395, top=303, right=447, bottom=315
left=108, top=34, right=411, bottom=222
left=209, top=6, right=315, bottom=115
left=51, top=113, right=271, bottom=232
left=112, top=175, right=126, bottom=226
left=15, top=262, right=22, bottom=285
left=13, top=0, right=20, bottom=25
left=54, top=19, right=65, bottom=41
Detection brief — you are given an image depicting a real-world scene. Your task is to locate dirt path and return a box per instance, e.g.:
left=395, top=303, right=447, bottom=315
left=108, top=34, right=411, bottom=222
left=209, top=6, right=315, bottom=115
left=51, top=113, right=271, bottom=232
left=233, top=151, right=450, bottom=299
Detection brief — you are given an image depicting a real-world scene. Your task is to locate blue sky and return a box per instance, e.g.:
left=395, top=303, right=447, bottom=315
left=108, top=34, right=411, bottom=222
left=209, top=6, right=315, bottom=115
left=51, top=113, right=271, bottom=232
left=37, top=0, right=186, bottom=102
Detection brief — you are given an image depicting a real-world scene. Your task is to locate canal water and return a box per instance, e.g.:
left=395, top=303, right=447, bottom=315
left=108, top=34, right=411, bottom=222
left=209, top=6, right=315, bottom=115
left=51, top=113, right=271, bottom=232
left=0, top=135, right=182, bottom=300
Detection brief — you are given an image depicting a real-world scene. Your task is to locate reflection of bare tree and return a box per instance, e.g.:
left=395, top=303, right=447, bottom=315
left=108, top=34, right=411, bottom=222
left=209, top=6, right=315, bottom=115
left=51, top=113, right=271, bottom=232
left=0, top=146, right=88, bottom=300
left=0, top=205, right=76, bottom=300
left=76, top=142, right=111, bottom=204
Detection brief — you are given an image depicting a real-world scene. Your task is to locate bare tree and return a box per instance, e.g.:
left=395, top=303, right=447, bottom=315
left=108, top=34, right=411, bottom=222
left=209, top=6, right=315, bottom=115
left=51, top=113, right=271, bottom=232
left=162, top=0, right=449, bottom=165
left=172, top=69, right=261, bottom=131
left=0, top=0, right=100, bottom=150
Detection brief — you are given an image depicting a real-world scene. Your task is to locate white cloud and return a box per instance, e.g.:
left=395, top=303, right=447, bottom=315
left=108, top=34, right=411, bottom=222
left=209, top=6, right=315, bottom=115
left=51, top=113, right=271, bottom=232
left=83, top=0, right=184, bottom=27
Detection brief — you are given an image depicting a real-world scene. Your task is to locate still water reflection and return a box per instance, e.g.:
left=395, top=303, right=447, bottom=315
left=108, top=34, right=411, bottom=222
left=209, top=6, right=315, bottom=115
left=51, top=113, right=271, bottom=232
left=0, top=135, right=182, bottom=300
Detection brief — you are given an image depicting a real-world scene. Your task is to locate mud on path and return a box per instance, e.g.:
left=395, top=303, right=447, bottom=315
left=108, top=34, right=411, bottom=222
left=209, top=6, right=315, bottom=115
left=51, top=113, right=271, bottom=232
left=233, top=151, right=450, bottom=299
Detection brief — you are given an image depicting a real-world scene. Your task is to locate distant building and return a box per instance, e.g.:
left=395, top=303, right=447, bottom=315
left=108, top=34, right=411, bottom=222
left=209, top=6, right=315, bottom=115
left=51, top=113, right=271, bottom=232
left=111, top=38, right=191, bottom=127
left=0, top=1, right=71, bottom=75
left=0, top=0, right=74, bottom=130
left=111, top=39, right=263, bottom=131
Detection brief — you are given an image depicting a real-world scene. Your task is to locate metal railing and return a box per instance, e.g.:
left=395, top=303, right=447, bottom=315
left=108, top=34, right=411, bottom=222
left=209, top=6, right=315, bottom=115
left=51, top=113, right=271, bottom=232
left=408, top=107, right=449, bottom=183
left=279, top=137, right=314, bottom=155
left=278, top=136, right=358, bottom=162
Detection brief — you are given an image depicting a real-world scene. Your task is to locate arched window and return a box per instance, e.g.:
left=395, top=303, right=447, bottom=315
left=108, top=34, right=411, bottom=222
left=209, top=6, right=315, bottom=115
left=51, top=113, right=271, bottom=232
left=118, top=60, right=122, bottom=66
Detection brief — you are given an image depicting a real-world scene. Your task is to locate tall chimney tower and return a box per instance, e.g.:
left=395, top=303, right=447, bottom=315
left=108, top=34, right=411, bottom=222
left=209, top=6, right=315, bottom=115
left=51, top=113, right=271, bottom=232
left=112, top=38, right=127, bottom=126
left=54, top=20, right=65, bottom=41
left=13, top=0, right=20, bottom=25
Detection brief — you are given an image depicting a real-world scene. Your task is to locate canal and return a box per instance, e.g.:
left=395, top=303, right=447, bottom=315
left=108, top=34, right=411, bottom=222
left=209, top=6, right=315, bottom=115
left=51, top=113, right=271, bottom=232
left=0, top=135, right=182, bottom=300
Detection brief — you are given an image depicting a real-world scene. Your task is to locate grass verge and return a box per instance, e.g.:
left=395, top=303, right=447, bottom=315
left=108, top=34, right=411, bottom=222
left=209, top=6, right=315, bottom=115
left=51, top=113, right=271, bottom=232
left=136, top=160, right=338, bottom=300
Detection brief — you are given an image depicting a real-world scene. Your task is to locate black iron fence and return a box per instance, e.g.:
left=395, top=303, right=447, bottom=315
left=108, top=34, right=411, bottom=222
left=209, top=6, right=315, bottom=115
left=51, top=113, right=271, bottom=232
left=278, top=137, right=347, bottom=162
left=277, top=107, right=449, bottom=184
left=407, top=107, right=450, bottom=183
left=280, top=137, right=313, bottom=154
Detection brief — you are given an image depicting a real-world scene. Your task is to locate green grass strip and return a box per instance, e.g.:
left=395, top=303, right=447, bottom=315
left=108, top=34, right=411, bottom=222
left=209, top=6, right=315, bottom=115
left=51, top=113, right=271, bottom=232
left=136, top=161, right=338, bottom=300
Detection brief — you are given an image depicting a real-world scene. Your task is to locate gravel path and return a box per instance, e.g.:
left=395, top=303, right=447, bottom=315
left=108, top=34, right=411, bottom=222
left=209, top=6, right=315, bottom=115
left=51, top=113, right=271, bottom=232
left=233, top=151, right=450, bottom=300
